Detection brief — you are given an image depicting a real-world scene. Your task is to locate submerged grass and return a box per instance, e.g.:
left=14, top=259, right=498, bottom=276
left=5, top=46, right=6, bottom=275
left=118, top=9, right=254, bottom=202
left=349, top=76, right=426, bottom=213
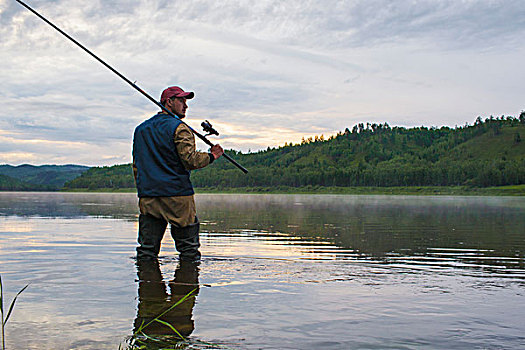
left=132, top=287, right=197, bottom=344
left=122, top=288, right=233, bottom=350
left=0, top=275, right=29, bottom=350
left=0, top=275, right=228, bottom=349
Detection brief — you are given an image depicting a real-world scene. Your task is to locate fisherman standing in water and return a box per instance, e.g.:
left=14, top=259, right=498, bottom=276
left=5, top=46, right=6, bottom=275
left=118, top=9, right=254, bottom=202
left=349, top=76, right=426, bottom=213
left=133, top=86, right=224, bottom=262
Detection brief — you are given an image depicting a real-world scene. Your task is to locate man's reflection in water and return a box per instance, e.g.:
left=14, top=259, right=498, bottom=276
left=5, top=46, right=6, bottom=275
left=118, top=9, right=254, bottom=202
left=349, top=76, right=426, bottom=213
left=134, top=259, right=200, bottom=339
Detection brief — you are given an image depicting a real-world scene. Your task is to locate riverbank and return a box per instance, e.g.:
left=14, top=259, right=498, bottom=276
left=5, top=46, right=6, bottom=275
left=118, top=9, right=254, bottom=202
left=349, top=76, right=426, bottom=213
left=60, top=185, right=525, bottom=196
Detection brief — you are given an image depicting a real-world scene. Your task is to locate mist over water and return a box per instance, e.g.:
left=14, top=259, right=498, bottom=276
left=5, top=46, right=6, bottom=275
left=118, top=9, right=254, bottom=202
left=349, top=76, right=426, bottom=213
left=0, top=192, right=524, bottom=349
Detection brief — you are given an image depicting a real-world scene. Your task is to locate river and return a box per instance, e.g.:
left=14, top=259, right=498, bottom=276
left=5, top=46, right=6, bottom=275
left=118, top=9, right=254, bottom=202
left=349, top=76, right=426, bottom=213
left=0, top=192, right=524, bottom=349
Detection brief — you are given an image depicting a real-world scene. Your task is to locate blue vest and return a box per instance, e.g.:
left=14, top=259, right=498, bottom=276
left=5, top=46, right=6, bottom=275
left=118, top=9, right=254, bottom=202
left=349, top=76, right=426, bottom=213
left=133, top=113, right=194, bottom=197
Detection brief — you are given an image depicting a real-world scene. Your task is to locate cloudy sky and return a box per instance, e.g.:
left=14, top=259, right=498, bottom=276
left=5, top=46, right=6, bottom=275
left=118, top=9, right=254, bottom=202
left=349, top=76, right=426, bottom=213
left=1, top=0, right=524, bottom=166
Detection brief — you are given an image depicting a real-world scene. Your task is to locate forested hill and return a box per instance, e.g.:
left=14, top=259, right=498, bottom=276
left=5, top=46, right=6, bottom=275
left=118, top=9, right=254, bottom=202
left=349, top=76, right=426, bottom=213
left=64, top=115, right=525, bottom=190
left=0, top=164, right=89, bottom=190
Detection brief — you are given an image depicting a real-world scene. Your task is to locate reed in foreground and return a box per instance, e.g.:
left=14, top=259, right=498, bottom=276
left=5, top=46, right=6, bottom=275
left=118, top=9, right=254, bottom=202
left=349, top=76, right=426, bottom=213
left=0, top=275, right=29, bottom=350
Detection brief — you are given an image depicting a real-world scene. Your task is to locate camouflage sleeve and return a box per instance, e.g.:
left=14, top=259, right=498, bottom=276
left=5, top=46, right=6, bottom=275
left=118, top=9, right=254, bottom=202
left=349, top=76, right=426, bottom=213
left=174, top=123, right=212, bottom=170
left=132, top=160, right=137, bottom=182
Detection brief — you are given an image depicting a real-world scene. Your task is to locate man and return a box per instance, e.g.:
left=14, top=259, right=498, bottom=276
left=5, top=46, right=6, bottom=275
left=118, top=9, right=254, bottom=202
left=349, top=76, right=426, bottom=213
left=132, top=86, right=223, bottom=262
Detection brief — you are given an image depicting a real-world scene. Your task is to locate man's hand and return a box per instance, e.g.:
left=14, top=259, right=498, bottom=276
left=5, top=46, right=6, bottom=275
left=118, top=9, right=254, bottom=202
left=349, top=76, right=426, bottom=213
left=210, top=144, right=224, bottom=159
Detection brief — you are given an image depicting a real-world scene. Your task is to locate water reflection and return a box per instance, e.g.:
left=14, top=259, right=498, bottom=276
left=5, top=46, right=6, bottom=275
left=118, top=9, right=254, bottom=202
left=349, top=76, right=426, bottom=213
left=134, top=260, right=200, bottom=343
left=197, top=195, right=525, bottom=278
left=1, top=193, right=524, bottom=349
left=0, top=192, right=523, bottom=278
left=0, top=192, right=137, bottom=218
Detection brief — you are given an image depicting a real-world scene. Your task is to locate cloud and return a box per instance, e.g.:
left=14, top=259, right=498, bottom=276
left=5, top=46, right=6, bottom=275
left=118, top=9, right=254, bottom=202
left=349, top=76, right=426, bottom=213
left=0, top=0, right=524, bottom=165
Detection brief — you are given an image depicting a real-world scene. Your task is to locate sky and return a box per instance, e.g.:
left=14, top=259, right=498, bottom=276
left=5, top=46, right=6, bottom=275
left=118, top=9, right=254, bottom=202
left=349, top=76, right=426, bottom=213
left=1, top=0, right=524, bottom=166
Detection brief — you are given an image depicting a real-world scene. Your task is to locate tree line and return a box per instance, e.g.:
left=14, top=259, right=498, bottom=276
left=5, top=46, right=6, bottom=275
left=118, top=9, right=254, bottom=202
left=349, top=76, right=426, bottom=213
left=63, top=114, right=525, bottom=190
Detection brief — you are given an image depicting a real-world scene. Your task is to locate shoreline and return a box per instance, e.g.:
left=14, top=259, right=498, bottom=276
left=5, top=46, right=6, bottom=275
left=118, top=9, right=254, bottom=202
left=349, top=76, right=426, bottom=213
left=56, top=185, right=525, bottom=196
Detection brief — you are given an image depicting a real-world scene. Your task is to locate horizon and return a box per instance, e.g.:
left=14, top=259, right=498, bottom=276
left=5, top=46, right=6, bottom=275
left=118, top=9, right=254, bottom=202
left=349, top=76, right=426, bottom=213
left=2, top=0, right=524, bottom=166
left=1, top=114, right=522, bottom=167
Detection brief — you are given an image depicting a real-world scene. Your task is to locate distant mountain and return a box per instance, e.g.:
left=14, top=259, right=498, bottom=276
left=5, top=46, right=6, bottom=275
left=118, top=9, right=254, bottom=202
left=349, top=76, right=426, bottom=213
left=0, top=174, right=45, bottom=191
left=64, top=115, right=525, bottom=190
left=63, top=164, right=134, bottom=191
left=0, top=164, right=89, bottom=190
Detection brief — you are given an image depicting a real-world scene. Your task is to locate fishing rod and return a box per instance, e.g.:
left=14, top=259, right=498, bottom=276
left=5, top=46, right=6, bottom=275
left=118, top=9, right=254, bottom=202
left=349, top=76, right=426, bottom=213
left=15, top=0, right=248, bottom=174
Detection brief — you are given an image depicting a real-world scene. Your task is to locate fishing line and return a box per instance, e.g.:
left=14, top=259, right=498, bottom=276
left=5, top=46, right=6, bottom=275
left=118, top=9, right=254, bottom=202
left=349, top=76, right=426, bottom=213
left=15, top=0, right=248, bottom=174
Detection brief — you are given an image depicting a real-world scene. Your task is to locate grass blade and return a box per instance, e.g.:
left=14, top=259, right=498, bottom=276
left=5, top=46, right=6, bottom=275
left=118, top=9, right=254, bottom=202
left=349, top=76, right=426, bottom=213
left=153, top=319, right=186, bottom=341
left=0, top=275, right=4, bottom=317
left=133, top=287, right=197, bottom=336
left=139, top=331, right=162, bottom=343
left=136, top=319, right=145, bottom=333
left=4, top=284, right=29, bottom=324
left=152, top=287, right=197, bottom=322
left=1, top=275, right=4, bottom=350
left=129, top=288, right=200, bottom=348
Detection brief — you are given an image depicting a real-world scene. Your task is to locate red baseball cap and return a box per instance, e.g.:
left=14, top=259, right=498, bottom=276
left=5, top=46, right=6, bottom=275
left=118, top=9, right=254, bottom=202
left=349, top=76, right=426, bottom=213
left=160, top=86, right=194, bottom=104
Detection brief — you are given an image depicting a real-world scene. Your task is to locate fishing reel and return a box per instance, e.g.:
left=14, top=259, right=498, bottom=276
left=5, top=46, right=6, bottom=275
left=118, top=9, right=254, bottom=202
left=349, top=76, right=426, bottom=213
left=201, top=120, right=219, bottom=137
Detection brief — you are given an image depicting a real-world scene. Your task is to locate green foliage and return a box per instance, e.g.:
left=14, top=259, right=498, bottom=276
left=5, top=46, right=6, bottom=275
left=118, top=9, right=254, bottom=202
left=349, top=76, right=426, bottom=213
left=0, top=174, right=43, bottom=191
left=65, top=116, right=525, bottom=190
left=122, top=287, right=229, bottom=349
left=63, top=164, right=135, bottom=190
left=0, top=165, right=88, bottom=190
left=129, top=287, right=197, bottom=347
left=1, top=275, right=29, bottom=350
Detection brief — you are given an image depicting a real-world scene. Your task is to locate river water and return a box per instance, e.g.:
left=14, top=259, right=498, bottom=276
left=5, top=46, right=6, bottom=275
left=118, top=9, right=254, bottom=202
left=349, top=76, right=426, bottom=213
left=0, top=192, right=524, bottom=349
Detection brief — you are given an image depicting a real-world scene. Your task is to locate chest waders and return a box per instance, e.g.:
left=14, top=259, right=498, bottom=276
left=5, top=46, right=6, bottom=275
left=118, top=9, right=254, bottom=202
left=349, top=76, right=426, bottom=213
left=137, top=215, right=201, bottom=262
